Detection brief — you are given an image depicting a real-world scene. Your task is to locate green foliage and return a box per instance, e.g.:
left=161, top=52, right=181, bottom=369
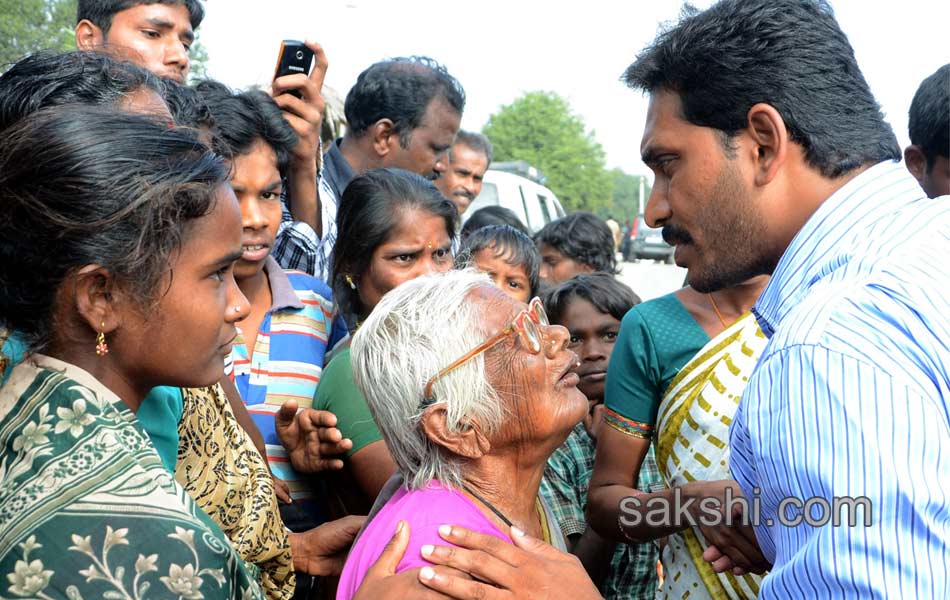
left=0, top=0, right=208, bottom=80
left=0, top=0, right=77, bottom=69
left=604, top=168, right=652, bottom=224
left=186, top=33, right=209, bottom=83
left=482, top=91, right=613, bottom=213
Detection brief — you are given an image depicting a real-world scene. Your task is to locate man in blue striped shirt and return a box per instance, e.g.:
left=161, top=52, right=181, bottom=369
left=623, top=0, right=949, bottom=597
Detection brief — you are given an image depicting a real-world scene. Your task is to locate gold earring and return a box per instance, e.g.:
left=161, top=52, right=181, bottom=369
left=95, top=322, right=109, bottom=357
left=345, top=275, right=357, bottom=290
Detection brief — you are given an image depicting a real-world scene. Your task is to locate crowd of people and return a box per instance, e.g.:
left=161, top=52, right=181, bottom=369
left=0, top=0, right=947, bottom=599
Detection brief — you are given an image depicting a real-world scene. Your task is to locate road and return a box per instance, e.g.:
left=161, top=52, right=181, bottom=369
left=615, top=256, right=687, bottom=301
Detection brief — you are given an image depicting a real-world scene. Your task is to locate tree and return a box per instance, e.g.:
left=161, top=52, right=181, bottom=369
left=604, top=168, right=652, bottom=224
left=0, top=0, right=208, bottom=80
left=186, top=33, right=210, bottom=83
left=482, top=91, right=613, bottom=213
left=0, top=0, right=77, bottom=69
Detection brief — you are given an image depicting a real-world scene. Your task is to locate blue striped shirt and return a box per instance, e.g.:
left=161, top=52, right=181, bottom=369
left=730, top=161, right=950, bottom=598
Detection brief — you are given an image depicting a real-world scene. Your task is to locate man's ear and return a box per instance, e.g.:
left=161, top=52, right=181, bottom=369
left=745, top=103, right=789, bottom=187
left=419, top=405, right=490, bottom=460
left=70, top=265, right=121, bottom=335
left=75, top=19, right=106, bottom=51
left=371, top=119, right=397, bottom=160
left=904, top=145, right=927, bottom=185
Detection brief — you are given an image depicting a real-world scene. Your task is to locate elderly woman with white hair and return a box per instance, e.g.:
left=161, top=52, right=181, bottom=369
left=336, top=269, right=591, bottom=598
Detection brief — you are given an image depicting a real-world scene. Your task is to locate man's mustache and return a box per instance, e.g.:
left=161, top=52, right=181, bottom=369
left=662, top=224, right=693, bottom=245
left=454, top=190, right=476, bottom=201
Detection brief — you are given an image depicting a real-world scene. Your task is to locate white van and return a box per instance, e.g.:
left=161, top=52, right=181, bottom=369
left=463, top=166, right=566, bottom=234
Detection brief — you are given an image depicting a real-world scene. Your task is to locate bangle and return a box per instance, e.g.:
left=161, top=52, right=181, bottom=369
left=617, top=508, right=637, bottom=543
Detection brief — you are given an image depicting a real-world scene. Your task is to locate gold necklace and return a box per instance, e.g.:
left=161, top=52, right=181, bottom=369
left=707, top=292, right=729, bottom=329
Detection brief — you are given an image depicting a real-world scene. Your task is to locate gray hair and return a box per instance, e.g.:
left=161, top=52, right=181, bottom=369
left=451, top=130, right=493, bottom=164
left=350, top=269, right=504, bottom=490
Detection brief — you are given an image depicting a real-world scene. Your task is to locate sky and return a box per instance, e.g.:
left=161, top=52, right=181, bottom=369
left=199, top=0, right=949, bottom=182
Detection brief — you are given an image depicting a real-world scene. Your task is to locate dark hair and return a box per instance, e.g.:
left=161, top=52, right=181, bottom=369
left=543, top=273, right=641, bottom=325
left=908, top=64, right=950, bottom=170
left=534, top=212, right=618, bottom=274
left=0, top=105, right=227, bottom=352
left=332, top=168, right=458, bottom=322
left=77, top=0, right=204, bottom=32
left=162, top=79, right=213, bottom=130
left=623, top=0, right=900, bottom=178
left=0, top=51, right=161, bottom=132
left=195, top=79, right=298, bottom=176
left=452, top=130, right=493, bottom=164
left=461, top=206, right=528, bottom=240
left=456, top=225, right=541, bottom=297
left=344, top=56, right=465, bottom=147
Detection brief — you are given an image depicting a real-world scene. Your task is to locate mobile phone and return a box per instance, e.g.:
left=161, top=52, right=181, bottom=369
left=273, top=40, right=314, bottom=98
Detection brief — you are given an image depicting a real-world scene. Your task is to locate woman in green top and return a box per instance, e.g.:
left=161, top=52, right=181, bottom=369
left=587, top=277, right=770, bottom=599
left=289, top=169, right=458, bottom=516
left=0, top=108, right=261, bottom=598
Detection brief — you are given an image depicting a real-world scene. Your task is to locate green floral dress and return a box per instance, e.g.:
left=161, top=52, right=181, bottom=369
left=0, top=355, right=263, bottom=600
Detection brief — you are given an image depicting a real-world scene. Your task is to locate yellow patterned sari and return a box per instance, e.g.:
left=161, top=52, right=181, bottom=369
left=655, top=312, right=767, bottom=599
left=175, top=385, right=294, bottom=600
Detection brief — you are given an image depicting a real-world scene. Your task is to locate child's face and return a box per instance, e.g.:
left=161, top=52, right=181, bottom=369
left=558, top=297, right=621, bottom=406
left=472, top=246, right=532, bottom=304
left=230, top=139, right=284, bottom=282
left=538, top=243, right=593, bottom=285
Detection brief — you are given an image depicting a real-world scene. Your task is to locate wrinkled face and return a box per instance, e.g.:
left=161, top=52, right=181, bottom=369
left=115, top=185, right=246, bottom=388
left=471, top=246, right=532, bottom=303
left=102, top=3, right=194, bottom=83
left=538, top=243, right=592, bottom=285
left=921, top=155, right=950, bottom=199
left=559, top=298, right=620, bottom=405
left=358, top=208, right=454, bottom=313
left=230, top=140, right=283, bottom=282
left=478, top=287, right=587, bottom=454
left=436, top=143, right=489, bottom=214
left=641, top=89, right=771, bottom=293
left=384, top=97, right=461, bottom=180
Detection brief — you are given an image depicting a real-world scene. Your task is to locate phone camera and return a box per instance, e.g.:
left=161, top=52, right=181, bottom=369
left=295, top=50, right=304, bottom=60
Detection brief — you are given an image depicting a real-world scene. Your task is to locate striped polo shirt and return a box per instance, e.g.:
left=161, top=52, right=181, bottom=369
left=227, top=256, right=347, bottom=512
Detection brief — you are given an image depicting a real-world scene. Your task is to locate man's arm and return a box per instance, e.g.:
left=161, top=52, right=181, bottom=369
left=272, top=41, right=328, bottom=236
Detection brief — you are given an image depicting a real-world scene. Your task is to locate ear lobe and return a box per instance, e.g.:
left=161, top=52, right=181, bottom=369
left=71, top=265, right=120, bottom=335
left=746, top=103, right=788, bottom=187
left=75, top=19, right=105, bottom=51
left=371, top=119, right=396, bottom=159
left=903, top=145, right=927, bottom=184
left=419, top=405, right=490, bottom=460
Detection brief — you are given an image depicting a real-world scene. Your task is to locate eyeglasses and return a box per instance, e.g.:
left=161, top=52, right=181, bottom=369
left=421, top=297, right=549, bottom=406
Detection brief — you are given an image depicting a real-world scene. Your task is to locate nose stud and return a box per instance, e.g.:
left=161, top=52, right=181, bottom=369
left=233, top=305, right=242, bottom=313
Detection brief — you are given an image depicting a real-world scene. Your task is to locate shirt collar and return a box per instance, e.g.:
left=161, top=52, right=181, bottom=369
left=264, top=255, right=304, bottom=312
left=322, top=137, right=356, bottom=199
left=753, top=160, right=922, bottom=336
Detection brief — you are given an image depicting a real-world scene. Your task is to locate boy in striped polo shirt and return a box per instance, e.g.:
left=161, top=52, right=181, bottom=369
left=196, top=81, right=348, bottom=531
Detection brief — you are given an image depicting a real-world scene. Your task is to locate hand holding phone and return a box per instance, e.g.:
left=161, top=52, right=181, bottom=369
left=274, top=40, right=315, bottom=98
left=271, top=39, right=326, bottom=157
left=271, top=40, right=328, bottom=235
